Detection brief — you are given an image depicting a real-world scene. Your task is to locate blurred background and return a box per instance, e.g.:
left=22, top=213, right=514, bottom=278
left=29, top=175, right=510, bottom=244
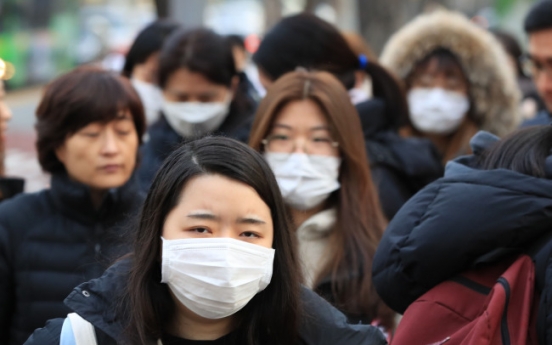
left=0, top=0, right=539, bottom=191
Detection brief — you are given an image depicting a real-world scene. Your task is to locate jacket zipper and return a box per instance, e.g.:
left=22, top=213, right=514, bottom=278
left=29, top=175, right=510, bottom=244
left=497, top=277, right=511, bottom=345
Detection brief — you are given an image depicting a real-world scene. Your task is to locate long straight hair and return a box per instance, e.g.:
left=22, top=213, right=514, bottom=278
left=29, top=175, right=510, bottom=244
left=122, top=137, right=301, bottom=344
left=249, top=70, right=393, bottom=328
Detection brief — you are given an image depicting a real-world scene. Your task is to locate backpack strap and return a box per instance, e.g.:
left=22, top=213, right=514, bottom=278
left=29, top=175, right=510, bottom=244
left=59, top=313, right=98, bottom=345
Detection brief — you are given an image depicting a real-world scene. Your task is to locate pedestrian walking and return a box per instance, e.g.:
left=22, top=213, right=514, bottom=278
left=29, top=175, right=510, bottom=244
left=122, top=20, right=180, bottom=125
left=0, top=66, right=146, bottom=345
left=249, top=70, right=395, bottom=335
left=253, top=13, right=443, bottom=220
left=24, top=137, right=386, bottom=345
left=380, top=9, right=521, bottom=164
left=137, top=28, right=256, bottom=192
left=520, top=0, right=552, bottom=127
left=372, top=126, right=552, bottom=344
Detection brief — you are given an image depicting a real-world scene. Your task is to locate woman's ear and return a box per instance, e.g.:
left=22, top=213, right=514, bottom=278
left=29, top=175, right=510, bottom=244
left=55, top=144, right=67, bottom=166
left=230, top=75, right=239, bottom=94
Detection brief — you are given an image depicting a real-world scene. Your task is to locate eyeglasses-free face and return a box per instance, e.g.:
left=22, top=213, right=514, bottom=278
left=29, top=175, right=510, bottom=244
left=262, top=99, right=339, bottom=157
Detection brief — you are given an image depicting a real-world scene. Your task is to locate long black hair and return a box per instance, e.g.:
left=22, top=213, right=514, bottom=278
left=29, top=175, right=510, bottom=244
left=123, top=136, right=301, bottom=344
left=253, top=13, right=408, bottom=129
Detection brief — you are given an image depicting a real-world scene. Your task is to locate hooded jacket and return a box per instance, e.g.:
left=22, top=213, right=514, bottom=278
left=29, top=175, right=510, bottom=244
left=372, top=131, right=552, bottom=344
left=23, top=258, right=387, bottom=345
left=0, top=172, right=143, bottom=345
left=380, top=10, right=521, bottom=137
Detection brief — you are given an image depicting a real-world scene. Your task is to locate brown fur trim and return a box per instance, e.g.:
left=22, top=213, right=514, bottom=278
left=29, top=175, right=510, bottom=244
left=381, top=9, right=521, bottom=137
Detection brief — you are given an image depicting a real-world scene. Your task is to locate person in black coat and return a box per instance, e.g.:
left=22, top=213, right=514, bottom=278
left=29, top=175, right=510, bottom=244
left=372, top=127, right=552, bottom=344
left=137, top=28, right=256, bottom=193
left=0, top=67, right=146, bottom=345
left=25, top=137, right=386, bottom=345
left=520, top=1, right=552, bottom=127
left=253, top=13, right=442, bottom=220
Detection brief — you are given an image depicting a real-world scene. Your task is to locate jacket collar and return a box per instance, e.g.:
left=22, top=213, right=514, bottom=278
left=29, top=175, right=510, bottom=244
left=50, top=172, right=142, bottom=224
left=297, top=208, right=336, bottom=241
left=64, top=259, right=131, bottom=340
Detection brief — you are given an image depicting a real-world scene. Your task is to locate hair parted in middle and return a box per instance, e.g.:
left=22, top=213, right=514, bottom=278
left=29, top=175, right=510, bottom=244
left=249, top=70, right=393, bottom=329
left=123, top=136, right=302, bottom=345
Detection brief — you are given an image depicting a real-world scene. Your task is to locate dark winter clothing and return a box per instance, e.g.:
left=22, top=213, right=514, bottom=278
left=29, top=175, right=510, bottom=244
left=372, top=131, right=552, bottom=344
left=522, top=110, right=552, bottom=127
left=0, top=177, right=24, bottom=202
left=24, top=258, right=387, bottom=345
left=0, top=172, right=143, bottom=345
left=358, top=98, right=443, bottom=219
left=137, top=100, right=254, bottom=192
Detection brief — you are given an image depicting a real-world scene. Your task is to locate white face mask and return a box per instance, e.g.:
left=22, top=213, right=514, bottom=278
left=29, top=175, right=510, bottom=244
left=408, top=87, right=470, bottom=135
left=131, top=79, right=164, bottom=125
left=161, top=237, right=275, bottom=319
left=264, top=152, right=341, bottom=210
left=162, top=95, right=232, bottom=138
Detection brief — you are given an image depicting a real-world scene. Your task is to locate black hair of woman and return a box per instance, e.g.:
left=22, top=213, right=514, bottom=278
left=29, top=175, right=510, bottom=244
left=479, top=125, right=552, bottom=177
left=253, top=13, right=408, bottom=130
left=122, top=19, right=180, bottom=79
left=124, top=136, right=302, bottom=344
left=158, top=27, right=255, bottom=117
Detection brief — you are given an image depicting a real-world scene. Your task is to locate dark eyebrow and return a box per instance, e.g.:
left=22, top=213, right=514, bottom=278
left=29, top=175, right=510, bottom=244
left=527, top=54, right=552, bottom=65
left=187, top=213, right=220, bottom=221
left=237, top=217, right=266, bottom=225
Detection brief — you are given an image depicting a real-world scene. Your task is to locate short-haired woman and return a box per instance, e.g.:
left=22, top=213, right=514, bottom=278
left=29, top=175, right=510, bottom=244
left=24, top=137, right=386, bottom=345
left=0, top=66, right=146, bottom=345
left=249, top=70, right=395, bottom=334
left=137, top=28, right=257, bottom=192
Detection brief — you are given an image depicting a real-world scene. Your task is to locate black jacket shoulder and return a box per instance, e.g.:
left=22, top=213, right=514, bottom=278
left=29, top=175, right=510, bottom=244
left=24, top=259, right=387, bottom=345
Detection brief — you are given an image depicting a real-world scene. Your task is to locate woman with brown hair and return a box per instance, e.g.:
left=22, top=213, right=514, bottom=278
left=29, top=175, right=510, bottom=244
left=253, top=13, right=443, bottom=220
left=249, top=70, right=395, bottom=333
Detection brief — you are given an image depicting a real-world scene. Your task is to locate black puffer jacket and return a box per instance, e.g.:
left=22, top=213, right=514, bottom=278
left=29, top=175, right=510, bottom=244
left=372, top=132, right=552, bottom=344
left=137, top=100, right=254, bottom=193
left=24, top=258, right=387, bottom=345
left=0, top=173, right=143, bottom=345
left=522, top=110, right=552, bottom=127
left=358, top=98, right=443, bottom=219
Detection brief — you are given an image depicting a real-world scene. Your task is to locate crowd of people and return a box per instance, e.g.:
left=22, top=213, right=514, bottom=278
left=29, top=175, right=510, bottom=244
left=0, top=1, right=551, bottom=344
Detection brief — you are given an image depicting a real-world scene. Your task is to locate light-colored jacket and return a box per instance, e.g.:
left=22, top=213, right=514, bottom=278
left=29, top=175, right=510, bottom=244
left=297, top=208, right=337, bottom=288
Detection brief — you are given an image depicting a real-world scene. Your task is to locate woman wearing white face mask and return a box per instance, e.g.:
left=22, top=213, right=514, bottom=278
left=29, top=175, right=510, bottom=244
left=249, top=71, right=395, bottom=336
left=381, top=9, right=522, bottom=164
left=123, top=20, right=180, bottom=125
left=24, top=137, right=386, bottom=345
left=137, top=28, right=257, bottom=192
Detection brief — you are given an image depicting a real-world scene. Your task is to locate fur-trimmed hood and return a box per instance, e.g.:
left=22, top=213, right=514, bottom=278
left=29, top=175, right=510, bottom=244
left=380, top=10, right=521, bottom=137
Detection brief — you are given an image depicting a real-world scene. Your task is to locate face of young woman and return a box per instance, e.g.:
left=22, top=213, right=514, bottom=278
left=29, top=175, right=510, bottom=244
left=55, top=111, right=139, bottom=191
left=265, top=99, right=340, bottom=158
left=162, top=174, right=274, bottom=248
left=163, top=68, right=233, bottom=103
